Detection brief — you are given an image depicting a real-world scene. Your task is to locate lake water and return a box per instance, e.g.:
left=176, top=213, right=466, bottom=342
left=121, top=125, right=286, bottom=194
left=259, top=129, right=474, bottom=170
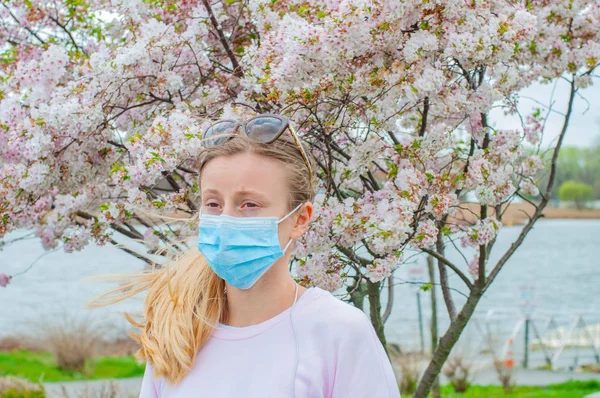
left=385, top=219, right=600, bottom=354
left=1, top=220, right=599, bottom=357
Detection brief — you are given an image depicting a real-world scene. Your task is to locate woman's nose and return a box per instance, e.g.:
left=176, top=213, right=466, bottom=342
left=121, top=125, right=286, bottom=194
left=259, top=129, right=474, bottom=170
left=220, top=204, right=238, bottom=217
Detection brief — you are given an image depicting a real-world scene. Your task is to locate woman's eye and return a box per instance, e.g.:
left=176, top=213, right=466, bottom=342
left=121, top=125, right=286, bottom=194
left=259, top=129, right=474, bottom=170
left=242, top=202, right=259, bottom=208
left=206, top=202, right=220, bottom=208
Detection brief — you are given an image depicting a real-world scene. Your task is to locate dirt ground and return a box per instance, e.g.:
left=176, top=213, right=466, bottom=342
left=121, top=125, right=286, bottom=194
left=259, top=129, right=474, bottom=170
left=453, top=202, right=600, bottom=226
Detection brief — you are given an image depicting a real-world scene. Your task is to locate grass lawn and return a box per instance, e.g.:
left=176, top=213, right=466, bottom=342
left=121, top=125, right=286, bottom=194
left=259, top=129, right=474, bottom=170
left=433, top=380, right=600, bottom=397
left=0, top=350, right=145, bottom=383
left=2, top=351, right=599, bottom=397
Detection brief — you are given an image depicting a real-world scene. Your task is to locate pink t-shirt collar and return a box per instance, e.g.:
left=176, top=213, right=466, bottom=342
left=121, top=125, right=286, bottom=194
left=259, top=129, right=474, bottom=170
left=212, top=286, right=323, bottom=341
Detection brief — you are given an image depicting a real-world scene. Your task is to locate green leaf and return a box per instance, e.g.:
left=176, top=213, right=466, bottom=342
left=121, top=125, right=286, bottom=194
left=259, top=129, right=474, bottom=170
left=152, top=200, right=167, bottom=208
left=420, top=283, right=433, bottom=292
left=529, top=40, right=537, bottom=54
left=109, top=163, right=123, bottom=175
left=126, top=132, right=143, bottom=142
left=453, top=172, right=465, bottom=184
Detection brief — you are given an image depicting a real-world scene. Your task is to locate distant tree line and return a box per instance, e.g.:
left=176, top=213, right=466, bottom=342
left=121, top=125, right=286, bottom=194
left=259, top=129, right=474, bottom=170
left=539, top=141, right=600, bottom=207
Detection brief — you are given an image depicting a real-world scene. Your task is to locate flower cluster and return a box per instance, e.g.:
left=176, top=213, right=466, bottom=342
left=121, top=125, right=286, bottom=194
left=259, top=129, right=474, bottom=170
left=460, top=217, right=503, bottom=248
left=0, top=0, right=597, bottom=291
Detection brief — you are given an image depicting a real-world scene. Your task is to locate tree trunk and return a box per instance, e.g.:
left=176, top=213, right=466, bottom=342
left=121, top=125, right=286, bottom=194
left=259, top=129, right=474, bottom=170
left=413, top=287, right=483, bottom=398
left=427, top=255, right=441, bottom=398
left=349, top=281, right=367, bottom=312
left=367, top=280, right=388, bottom=355
left=436, top=236, right=456, bottom=320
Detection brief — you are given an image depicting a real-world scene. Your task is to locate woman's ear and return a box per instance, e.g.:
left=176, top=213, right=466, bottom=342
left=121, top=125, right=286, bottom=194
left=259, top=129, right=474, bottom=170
left=290, top=202, right=313, bottom=240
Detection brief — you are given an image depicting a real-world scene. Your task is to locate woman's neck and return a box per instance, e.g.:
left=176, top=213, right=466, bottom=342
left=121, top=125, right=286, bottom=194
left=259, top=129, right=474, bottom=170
left=222, top=262, right=305, bottom=327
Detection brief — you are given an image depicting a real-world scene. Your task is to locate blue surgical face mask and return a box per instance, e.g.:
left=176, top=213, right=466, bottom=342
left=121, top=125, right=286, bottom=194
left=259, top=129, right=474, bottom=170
left=197, top=203, right=303, bottom=290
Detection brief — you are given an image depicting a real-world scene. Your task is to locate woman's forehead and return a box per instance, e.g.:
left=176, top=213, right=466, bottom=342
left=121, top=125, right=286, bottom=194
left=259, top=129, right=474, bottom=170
left=200, top=153, right=289, bottom=196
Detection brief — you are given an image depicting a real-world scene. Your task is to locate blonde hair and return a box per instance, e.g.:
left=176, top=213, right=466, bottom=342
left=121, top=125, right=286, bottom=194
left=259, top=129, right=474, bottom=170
left=89, top=132, right=315, bottom=384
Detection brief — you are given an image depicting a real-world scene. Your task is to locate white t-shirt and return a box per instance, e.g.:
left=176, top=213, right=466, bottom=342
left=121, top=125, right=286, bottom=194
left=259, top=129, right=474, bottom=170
left=139, top=287, right=400, bottom=397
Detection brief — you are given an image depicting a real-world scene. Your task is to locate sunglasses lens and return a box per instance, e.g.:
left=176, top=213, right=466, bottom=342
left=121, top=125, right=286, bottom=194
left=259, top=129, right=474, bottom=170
left=203, top=121, right=237, bottom=147
left=245, top=117, right=284, bottom=143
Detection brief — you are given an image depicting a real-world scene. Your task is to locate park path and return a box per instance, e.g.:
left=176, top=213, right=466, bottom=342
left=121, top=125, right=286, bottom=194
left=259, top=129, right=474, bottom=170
left=43, top=377, right=142, bottom=398
left=42, top=366, right=600, bottom=397
left=469, top=366, right=600, bottom=386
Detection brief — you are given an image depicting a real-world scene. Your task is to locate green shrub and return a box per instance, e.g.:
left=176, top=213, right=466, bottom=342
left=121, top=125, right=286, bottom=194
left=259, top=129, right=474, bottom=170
left=0, top=350, right=145, bottom=383
left=558, top=180, right=594, bottom=209
left=547, top=379, right=600, bottom=390
left=0, top=377, right=45, bottom=398
left=1, top=388, right=46, bottom=398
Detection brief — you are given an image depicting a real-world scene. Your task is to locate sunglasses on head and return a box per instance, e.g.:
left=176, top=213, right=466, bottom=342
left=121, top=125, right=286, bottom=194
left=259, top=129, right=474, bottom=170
left=202, top=114, right=314, bottom=181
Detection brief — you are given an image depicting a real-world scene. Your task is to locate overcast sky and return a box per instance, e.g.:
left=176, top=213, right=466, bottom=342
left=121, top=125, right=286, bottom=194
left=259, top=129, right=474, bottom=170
left=489, top=76, right=600, bottom=148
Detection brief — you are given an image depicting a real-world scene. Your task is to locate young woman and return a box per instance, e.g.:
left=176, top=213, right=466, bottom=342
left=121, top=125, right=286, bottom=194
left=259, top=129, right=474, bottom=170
left=97, top=115, right=400, bottom=397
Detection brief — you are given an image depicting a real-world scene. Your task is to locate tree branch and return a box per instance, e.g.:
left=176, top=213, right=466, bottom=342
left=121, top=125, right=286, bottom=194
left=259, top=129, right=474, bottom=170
left=382, top=275, right=394, bottom=323
left=76, top=210, right=143, bottom=241
left=161, top=171, right=198, bottom=211
left=478, top=112, right=491, bottom=286
left=337, top=245, right=371, bottom=267
left=413, top=286, right=483, bottom=397
left=201, top=0, right=243, bottom=78
left=106, top=237, right=153, bottom=266
left=49, top=16, right=86, bottom=54
left=419, top=97, right=429, bottom=137
left=1, top=3, right=46, bottom=45
left=108, top=140, right=128, bottom=150
left=131, top=215, right=184, bottom=253
left=422, top=248, right=473, bottom=290
left=485, top=76, right=577, bottom=289
left=436, top=235, right=456, bottom=320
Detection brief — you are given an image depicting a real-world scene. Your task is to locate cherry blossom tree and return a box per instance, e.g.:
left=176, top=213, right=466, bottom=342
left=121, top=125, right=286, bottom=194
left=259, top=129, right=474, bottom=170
left=0, top=1, right=598, bottom=395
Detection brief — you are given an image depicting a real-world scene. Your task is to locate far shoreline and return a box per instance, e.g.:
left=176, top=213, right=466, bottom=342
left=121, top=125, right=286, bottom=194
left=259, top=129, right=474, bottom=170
left=455, top=202, right=600, bottom=226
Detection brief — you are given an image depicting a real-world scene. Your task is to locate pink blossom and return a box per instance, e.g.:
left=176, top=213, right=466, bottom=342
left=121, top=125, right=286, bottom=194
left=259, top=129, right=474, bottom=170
left=0, top=273, right=10, bottom=288
left=461, top=217, right=502, bottom=248
left=520, top=156, right=544, bottom=177
left=143, top=227, right=160, bottom=249
left=468, top=256, right=480, bottom=280
left=520, top=179, right=540, bottom=197
left=412, top=220, right=439, bottom=249
left=0, top=0, right=596, bottom=292
left=366, top=255, right=401, bottom=283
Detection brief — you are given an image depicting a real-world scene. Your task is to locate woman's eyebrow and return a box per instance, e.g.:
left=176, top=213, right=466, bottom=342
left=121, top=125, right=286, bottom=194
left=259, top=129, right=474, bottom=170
left=202, top=187, right=270, bottom=202
left=202, top=189, right=221, bottom=197
left=235, top=188, right=269, bottom=201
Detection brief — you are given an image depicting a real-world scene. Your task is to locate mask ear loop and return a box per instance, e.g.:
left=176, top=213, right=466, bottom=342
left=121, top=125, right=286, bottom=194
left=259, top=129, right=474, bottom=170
left=277, top=203, right=304, bottom=253
left=279, top=205, right=303, bottom=396
left=290, top=281, right=299, bottom=397
left=277, top=202, right=304, bottom=224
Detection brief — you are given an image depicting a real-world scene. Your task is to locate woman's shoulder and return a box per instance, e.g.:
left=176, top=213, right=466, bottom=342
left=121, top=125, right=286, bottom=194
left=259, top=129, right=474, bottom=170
left=298, top=287, right=373, bottom=337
